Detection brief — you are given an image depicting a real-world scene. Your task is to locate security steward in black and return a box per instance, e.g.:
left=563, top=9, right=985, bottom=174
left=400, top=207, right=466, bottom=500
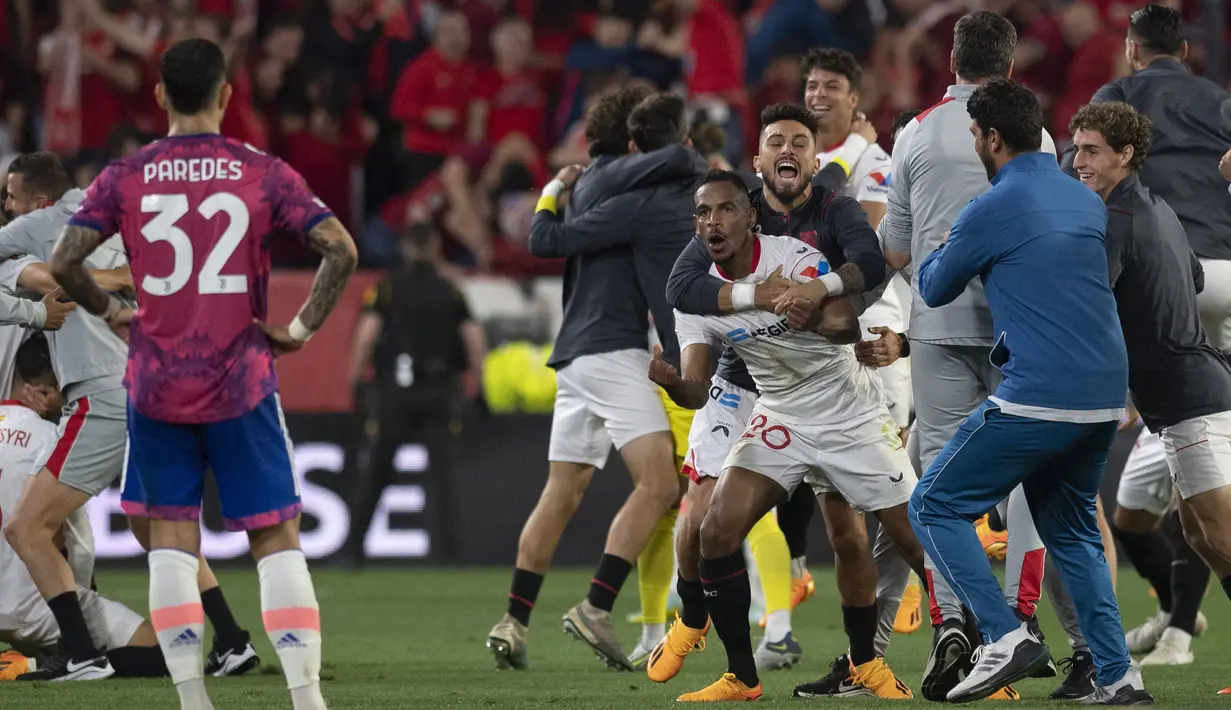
left=345, top=222, right=484, bottom=565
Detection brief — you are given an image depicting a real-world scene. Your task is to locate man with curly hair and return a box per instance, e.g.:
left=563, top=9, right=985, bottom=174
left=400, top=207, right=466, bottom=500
left=1072, top=100, right=1231, bottom=698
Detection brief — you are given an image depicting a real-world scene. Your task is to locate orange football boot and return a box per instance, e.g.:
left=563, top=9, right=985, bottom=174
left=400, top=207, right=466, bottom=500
left=677, top=673, right=762, bottom=702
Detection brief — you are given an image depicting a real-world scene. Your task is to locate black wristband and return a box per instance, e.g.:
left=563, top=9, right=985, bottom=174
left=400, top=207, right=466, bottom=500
left=897, top=332, right=910, bottom=358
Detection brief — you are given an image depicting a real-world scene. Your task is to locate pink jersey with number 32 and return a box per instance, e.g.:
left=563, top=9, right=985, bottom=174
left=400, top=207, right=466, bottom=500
left=69, top=134, right=334, bottom=425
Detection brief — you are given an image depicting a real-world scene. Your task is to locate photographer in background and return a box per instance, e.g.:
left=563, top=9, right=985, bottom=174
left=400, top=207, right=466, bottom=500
left=345, top=222, right=487, bottom=567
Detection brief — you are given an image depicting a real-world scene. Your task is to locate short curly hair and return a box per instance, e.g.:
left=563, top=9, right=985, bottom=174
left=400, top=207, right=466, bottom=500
left=1068, top=102, right=1153, bottom=173
left=586, top=86, right=654, bottom=158
left=799, top=47, right=861, bottom=93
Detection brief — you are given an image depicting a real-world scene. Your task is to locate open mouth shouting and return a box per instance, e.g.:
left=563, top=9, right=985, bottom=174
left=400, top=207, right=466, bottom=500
left=775, top=158, right=801, bottom=181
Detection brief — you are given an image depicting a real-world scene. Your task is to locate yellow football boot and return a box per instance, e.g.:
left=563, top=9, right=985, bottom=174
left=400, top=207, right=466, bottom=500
left=845, top=658, right=913, bottom=699
left=677, top=672, right=762, bottom=702
left=0, top=650, right=31, bottom=681
left=894, top=578, right=923, bottom=634
left=648, top=614, right=709, bottom=683
left=976, top=514, right=1008, bottom=561
left=986, top=685, right=1021, bottom=700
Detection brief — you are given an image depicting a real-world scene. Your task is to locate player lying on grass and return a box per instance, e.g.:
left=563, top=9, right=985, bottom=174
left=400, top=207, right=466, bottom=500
left=647, top=169, right=927, bottom=702
left=0, top=335, right=167, bottom=681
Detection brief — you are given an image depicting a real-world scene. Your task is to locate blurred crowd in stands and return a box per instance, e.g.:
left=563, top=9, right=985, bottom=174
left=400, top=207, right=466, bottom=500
left=0, top=0, right=1217, bottom=273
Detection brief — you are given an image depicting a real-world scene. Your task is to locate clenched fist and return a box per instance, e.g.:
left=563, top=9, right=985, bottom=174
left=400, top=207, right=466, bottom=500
left=647, top=344, right=680, bottom=388
left=781, top=298, right=820, bottom=331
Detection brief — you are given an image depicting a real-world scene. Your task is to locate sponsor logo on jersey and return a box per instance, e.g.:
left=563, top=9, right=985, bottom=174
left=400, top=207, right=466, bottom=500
left=798, top=262, right=830, bottom=280
left=869, top=171, right=891, bottom=187
left=727, top=318, right=792, bottom=343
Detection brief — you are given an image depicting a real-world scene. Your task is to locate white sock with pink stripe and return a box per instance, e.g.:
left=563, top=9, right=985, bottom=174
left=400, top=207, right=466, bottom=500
left=259, top=550, right=325, bottom=710
left=149, top=549, right=213, bottom=710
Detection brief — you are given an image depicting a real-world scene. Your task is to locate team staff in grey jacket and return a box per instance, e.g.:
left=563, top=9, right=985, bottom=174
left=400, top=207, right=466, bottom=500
left=0, top=152, right=151, bottom=683
left=1060, top=4, right=1231, bottom=355
left=487, top=87, right=698, bottom=674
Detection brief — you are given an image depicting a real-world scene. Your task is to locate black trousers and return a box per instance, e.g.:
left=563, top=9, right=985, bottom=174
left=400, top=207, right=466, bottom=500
left=346, top=377, right=462, bottom=563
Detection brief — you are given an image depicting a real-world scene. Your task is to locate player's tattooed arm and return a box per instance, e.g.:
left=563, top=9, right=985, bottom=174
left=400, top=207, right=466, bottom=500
left=299, top=217, right=359, bottom=332
left=49, top=225, right=113, bottom=316
left=836, top=262, right=866, bottom=296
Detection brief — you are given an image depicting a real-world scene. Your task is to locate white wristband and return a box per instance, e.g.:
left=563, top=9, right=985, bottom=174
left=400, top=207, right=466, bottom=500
left=289, top=317, right=315, bottom=343
left=819, top=272, right=844, bottom=297
left=731, top=282, right=756, bottom=311
left=543, top=179, right=566, bottom=199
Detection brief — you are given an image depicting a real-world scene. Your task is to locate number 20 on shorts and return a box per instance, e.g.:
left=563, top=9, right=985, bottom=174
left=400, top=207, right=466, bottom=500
left=742, top=414, right=792, bottom=450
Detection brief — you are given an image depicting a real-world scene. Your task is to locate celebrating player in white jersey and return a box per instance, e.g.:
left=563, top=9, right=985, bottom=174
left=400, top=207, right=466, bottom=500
left=0, top=336, right=167, bottom=681
left=652, top=170, right=924, bottom=702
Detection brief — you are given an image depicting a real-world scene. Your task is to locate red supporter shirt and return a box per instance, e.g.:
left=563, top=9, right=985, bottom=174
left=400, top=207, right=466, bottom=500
left=477, top=68, right=547, bottom=148
left=686, top=0, right=745, bottom=102
left=68, top=134, right=334, bottom=424
left=1053, top=31, right=1122, bottom=140
left=79, top=32, right=127, bottom=150
left=390, top=48, right=479, bottom=155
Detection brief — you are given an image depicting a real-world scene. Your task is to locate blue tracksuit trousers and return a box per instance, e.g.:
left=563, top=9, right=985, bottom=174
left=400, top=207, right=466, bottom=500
left=908, top=400, right=1130, bottom=686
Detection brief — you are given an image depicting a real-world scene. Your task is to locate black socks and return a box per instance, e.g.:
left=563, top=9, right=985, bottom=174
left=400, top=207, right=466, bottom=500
left=701, top=552, right=758, bottom=688
left=507, top=568, right=544, bottom=625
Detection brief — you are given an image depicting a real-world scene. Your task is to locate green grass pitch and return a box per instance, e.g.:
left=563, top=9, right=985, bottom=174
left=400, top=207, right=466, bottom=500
left=1, top=567, right=1228, bottom=708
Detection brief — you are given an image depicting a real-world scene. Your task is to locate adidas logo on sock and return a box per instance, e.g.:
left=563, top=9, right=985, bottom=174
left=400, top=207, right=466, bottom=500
left=276, top=633, right=306, bottom=650
left=170, top=628, right=201, bottom=648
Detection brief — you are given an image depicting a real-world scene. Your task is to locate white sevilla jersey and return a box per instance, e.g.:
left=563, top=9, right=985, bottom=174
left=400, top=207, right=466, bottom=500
left=817, top=134, right=892, bottom=204
left=674, top=234, right=885, bottom=427
left=0, top=402, right=93, bottom=626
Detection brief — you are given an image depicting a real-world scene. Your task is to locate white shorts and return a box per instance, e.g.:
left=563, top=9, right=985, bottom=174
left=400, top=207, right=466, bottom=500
left=1197, top=257, right=1231, bottom=352
left=1161, top=411, right=1231, bottom=501
left=547, top=349, right=670, bottom=469
left=1115, top=427, right=1174, bottom=516
left=725, top=404, right=917, bottom=512
left=682, top=377, right=758, bottom=482
left=874, top=360, right=912, bottom=430
left=0, top=587, right=144, bottom=654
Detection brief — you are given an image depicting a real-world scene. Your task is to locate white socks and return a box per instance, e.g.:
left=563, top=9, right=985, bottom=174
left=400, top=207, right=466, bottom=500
left=764, top=609, right=792, bottom=641
left=259, top=550, right=326, bottom=710
left=149, top=549, right=213, bottom=710
left=641, top=623, right=666, bottom=649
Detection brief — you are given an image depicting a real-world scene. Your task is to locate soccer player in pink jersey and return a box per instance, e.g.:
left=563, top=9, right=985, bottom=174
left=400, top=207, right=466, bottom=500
left=50, top=39, right=357, bottom=710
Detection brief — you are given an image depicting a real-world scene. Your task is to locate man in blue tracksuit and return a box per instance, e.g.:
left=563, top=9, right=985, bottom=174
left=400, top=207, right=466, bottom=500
left=906, top=79, right=1144, bottom=705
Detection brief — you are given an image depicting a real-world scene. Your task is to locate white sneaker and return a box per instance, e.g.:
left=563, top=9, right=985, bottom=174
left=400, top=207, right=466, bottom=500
left=1079, top=664, right=1153, bottom=705
left=946, top=622, right=1050, bottom=703
left=754, top=631, right=802, bottom=671
left=1195, top=610, right=1208, bottom=636
left=628, top=639, right=654, bottom=671
left=1124, top=609, right=1169, bottom=654
left=1140, top=626, right=1193, bottom=666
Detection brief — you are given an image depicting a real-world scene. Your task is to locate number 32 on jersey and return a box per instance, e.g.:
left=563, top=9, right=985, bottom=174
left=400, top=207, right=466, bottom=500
left=140, top=193, right=249, bottom=296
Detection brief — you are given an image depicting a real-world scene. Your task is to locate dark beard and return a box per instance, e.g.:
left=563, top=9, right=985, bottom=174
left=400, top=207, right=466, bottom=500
left=978, top=151, right=997, bottom=182
left=764, top=174, right=810, bottom=205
